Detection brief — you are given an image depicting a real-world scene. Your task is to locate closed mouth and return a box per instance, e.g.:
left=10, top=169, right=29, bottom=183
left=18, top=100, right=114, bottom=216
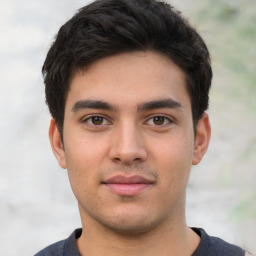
left=102, top=175, right=154, bottom=196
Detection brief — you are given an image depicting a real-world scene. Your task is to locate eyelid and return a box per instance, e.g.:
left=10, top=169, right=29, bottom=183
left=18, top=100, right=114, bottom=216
left=82, top=114, right=111, bottom=125
left=145, top=115, right=174, bottom=126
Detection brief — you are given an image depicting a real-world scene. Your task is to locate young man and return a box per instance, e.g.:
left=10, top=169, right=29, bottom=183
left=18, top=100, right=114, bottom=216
left=35, top=0, right=249, bottom=255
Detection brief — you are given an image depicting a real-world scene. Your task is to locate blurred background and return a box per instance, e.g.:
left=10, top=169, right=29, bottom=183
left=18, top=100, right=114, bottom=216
left=0, top=0, right=255, bottom=255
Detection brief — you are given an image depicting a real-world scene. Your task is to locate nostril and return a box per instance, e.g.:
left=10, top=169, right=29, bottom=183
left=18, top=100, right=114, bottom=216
left=114, top=157, right=121, bottom=162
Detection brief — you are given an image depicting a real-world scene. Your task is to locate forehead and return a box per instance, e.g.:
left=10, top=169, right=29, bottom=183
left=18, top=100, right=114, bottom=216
left=66, top=51, right=190, bottom=111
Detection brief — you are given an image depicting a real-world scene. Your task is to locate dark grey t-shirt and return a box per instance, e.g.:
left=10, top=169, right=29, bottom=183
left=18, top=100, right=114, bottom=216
left=34, top=228, right=245, bottom=256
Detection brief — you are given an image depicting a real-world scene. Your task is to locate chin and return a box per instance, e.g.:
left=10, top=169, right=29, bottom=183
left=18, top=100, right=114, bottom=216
left=99, top=212, right=162, bottom=236
left=105, top=222, right=154, bottom=236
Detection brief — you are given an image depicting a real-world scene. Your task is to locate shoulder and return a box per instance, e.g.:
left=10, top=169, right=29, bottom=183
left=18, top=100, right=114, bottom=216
left=192, top=227, right=245, bottom=256
left=34, top=240, right=65, bottom=256
left=34, top=229, right=82, bottom=256
left=207, top=235, right=245, bottom=255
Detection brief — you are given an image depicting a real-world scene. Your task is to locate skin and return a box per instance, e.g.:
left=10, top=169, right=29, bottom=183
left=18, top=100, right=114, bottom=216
left=49, top=51, right=211, bottom=256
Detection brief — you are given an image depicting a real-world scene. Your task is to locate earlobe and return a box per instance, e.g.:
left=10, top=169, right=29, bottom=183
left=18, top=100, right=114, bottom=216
left=49, top=119, right=67, bottom=169
left=192, top=113, right=211, bottom=165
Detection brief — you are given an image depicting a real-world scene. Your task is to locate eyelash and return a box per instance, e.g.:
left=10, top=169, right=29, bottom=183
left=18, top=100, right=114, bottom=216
left=82, top=115, right=110, bottom=126
left=145, top=115, right=174, bottom=126
left=82, top=115, right=173, bottom=127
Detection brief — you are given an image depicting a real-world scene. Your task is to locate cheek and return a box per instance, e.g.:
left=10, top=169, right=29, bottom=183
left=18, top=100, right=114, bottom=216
left=153, top=133, right=193, bottom=162
left=64, top=132, right=108, bottom=168
left=63, top=137, right=108, bottom=193
left=150, top=135, right=194, bottom=181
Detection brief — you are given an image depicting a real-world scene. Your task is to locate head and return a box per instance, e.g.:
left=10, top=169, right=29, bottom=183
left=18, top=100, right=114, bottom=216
left=43, top=0, right=212, bottom=139
left=45, top=0, right=212, bottom=236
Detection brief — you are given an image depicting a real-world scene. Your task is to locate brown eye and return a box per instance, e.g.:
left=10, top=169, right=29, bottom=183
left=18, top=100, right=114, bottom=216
left=153, top=116, right=165, bottom=125
left=84, top=116, right=108, bottom=126
left=91, top=116, right=104, bottom=125
left=146, top=116, right=173, bottom=126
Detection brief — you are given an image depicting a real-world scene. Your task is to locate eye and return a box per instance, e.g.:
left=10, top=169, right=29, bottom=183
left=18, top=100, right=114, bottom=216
left=146, top=116, right=173, bottom=126
left=83, top=116, right=108, bottom=126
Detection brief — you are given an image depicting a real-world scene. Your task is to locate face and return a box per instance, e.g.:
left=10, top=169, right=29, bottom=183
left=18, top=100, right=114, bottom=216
left=50, top=51, right=210, bottom=234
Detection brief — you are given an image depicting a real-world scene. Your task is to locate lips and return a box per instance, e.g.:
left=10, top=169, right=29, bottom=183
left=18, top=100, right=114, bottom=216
left=103, top=175, right=153, bottom=196
left=105, top=175, right=153, bottom=184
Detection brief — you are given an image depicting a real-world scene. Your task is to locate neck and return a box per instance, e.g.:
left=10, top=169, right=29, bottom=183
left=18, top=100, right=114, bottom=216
left=76, top=211, right=200, bottom=256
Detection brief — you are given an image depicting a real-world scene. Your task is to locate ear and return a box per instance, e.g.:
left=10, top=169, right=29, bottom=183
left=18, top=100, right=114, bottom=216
left=49, top=119, right=67, bottom=169
left=192, top=113, right=211, bottom=165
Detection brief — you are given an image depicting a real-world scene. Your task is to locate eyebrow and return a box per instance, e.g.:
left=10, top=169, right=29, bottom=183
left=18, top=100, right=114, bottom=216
left=71, top=98, right=182, bottom=112
left=72, top=100, right=114, bottom=112
left=137, top=98, right=182, bottom=111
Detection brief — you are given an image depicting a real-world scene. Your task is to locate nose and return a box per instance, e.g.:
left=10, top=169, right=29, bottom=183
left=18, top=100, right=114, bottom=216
left=108, top=122, right=147, bottom=165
